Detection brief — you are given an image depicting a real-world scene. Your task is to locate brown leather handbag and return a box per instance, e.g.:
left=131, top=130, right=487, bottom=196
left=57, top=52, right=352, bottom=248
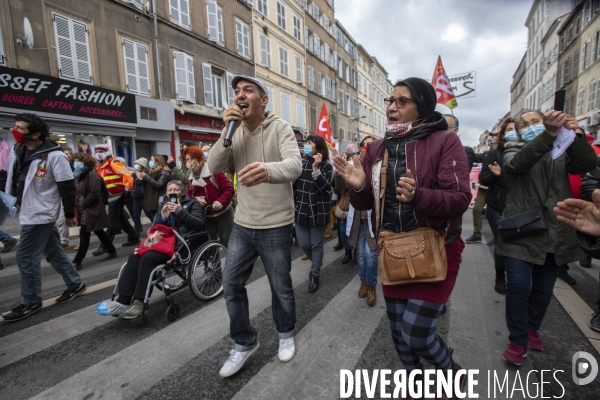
left=377, top=149, right=448, bottom=286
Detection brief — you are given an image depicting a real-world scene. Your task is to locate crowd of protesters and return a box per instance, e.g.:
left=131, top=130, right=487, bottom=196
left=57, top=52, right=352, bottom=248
left=1, top=74, right=599, bottom=396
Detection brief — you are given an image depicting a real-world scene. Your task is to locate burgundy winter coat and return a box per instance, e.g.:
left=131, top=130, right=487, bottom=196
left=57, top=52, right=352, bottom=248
left=350, top=121, right=472, bottom=303
left=186, top=172, right=235, bottom=217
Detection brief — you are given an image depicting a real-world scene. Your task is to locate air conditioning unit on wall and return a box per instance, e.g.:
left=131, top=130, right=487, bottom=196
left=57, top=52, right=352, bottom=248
left=590, top=112, right=600, bottom=126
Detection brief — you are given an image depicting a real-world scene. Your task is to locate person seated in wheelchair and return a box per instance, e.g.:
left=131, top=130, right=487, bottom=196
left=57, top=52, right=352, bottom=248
left=97, top=180, right=204, bottom=319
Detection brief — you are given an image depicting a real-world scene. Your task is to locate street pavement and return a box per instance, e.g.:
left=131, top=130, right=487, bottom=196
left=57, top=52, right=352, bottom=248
left=0, top=212, right=599, bottom=399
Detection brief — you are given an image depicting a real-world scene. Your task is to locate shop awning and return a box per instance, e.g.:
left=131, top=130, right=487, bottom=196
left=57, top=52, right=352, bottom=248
left=0, top=114, right=136, bottom=137
left=176, top=124, right=222, bottom=134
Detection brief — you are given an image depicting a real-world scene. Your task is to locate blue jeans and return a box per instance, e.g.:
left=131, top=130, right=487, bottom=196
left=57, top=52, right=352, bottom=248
left=132, top=197, right=144, bottom=232
left=223, top=223, right=296, bottom=351
left=0, top=229, right=14, bottom=244
left=17, top=223, right=82, bottom=305
left=356, top=220, right=378, bottom=286
left=295, top=223, right=326, bottom=277
left=338, top=220, right=352, bottom=251
left=486, top=205, right=505, bottom=277
left=504, top=254, right=561, bottom=347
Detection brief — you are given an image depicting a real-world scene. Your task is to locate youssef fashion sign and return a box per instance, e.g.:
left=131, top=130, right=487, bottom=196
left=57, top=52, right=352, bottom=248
left=0, top=65, right=137, bottom=124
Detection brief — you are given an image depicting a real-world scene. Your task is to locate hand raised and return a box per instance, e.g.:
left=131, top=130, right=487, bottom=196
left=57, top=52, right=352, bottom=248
left=489, top=161, right=501, bottom=176
left=332, top=154, right=366, bottom=190
left=555, top=189, right=600, bottom=236
left=543, top=110, right=569, bottom=137
left=312, top=153, right=323, bottom=171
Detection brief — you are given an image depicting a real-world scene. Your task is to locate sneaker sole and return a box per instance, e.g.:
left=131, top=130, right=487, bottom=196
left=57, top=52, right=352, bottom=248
left=220, top=342, right=260, bottom=378
left=527, top=344, right=544, bottom=351
left=2, top=305, right=43, bottom=322
left=278, top=347, right=295, bottom=362
left=55, top=285, right=88, bottom=304
left=590, top=322, right=600, bottom=332
left=503, top=352, right=527, bottom=366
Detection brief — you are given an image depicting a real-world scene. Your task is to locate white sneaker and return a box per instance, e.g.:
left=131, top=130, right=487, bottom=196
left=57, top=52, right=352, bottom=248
left=219, top=342, right=260, bottom=378
left=278, top=337, right=295, bottom=362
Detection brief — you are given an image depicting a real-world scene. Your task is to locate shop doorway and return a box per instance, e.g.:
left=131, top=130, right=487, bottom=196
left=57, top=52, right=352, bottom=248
left=135, top=141, right=151, bottom=161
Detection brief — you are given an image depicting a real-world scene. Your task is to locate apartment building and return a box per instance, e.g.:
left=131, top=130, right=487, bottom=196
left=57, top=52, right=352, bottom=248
left=333, top=20, right=358, bottom=150
left=510, top=55, right=527, bottom=116
left=0, top=0, right=254, bottom=162
left=253, top=0, right=308, bottom=144
left=539, top=14, right=567, bottom=113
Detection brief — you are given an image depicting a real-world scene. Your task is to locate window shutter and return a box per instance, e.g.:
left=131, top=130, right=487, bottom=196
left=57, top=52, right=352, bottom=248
left=331, top=81, right=335, bottom=102
left=123, top=39, right=138, bottom=93
left=265, top=86, right=274, bottom=112
left=295, top=56, right=302, bottom=83
left=207, top=0, right=219, bottom=42
left=169, top=0, right=180, bottom=25
left=0, top=23, right=5, bottom=65
left=243, top=23, right=249, bottom=57
left=318, top=72, right=322, bottom=95
left=72, top=20, right=91, bottom=82
left=202, top=62, right=213, bottom=106
left=226, top=72, right=235, bottom=107
left=174, top=52, right=188, bottom=100
left=54, top=14, right=75, bottom=79
left=266, top=37, right=271, bottom=67
left=260, top=34, right=267, bottom=66
left=136, top=43, right=150, bottom=95
left=236, top=20, right=243, bottom=54
left=308, top=66, right=314, bottom=91
left=339, top=90, right=344, bottom=113
left=180, top=0, right=190, bottom=29
left=133, top=0, right=144, bottom=8
left=186, top=55, right=195, bottom=103
left=217, top=7, right=224, bottom=44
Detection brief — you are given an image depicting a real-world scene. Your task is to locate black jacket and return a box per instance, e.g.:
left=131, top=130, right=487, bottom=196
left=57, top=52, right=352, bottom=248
left=576, top=156, right=600, bottom=259
left=478, top=145, right=507, bottom=211
left=132, top=174, right=146, bottom=199
left=293, top=156, right=333, bottom=228
left=153, top=195, right=204, bottom=244
left=0, top=139, right=76, bottom=218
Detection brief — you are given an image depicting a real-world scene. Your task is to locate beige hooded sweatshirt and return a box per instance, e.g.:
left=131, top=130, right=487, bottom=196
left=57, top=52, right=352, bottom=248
left=208, top=111, right=302, bottom=229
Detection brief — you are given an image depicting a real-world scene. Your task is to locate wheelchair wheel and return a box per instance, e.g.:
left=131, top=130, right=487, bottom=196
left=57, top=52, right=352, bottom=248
left=188, top=240, right=225, bottom=301
left=166, top=304, right=181, bottom=322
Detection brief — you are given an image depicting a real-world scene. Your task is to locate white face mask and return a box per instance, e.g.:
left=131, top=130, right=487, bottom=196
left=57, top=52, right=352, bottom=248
left=134, top=164, right=141, bottom=171
left=95, top=153, right=104, bottom=161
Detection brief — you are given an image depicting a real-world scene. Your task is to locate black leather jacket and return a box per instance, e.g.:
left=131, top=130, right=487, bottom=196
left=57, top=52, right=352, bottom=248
left=153, top=195, right=204, bottom=242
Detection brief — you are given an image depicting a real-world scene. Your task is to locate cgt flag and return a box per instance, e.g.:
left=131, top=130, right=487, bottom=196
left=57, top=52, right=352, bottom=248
left=432, top=56, right=458, bottom=110
left=316, top=104, right=336, bottom=150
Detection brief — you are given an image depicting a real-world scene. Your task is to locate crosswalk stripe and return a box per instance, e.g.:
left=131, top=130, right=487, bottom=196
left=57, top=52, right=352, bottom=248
left=30, top=242, right=339, bottom=400
left=233, top=276, right=385, bottom=399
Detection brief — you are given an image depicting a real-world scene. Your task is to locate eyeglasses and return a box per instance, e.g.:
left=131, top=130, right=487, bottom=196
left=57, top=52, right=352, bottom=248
left=384, top=96, right=416, bottom=109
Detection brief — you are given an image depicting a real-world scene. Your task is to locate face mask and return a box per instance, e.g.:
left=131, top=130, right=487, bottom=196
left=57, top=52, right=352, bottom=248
left=95, top=153, right=105, bottom=161
left=488, top=138, right=494, bottom=146
left=520, top=124, right=545, bottom=143
left=74, top=161, right=84, bottom=170
left=149, top=161, right=156, bottom=169
left=134, top=164, right=140, bottom=171
left=303, top=145, right=314, bottom=156
left=504, top=131, right=518, bottom=142
left=385, top=122, right=413, bottom=138
left=204, top=151, right=209, bottom=160
left=12, top=128, right=29, bottom=144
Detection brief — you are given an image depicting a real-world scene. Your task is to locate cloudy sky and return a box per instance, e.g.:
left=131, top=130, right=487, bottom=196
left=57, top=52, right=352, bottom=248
left=336, top=0, right=533, bottom=147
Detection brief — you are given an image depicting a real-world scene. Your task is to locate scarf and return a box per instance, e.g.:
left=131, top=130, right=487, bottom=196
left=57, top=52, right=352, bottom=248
left=189, top=162, right=211, bottom=188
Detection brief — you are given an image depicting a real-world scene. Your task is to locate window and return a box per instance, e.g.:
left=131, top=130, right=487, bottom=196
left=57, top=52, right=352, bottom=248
left=595, top=30, right=600, bottom=61
left=577, top=86, right=585, bottom=116
left=293, top=14, right=302, bottom=42
left=280, top=92, right=291, bottom=122
left=265, top=85, right=274, bottom=112
left=174, top=52, right=195, bottom=102
left=207, top=1, right=224, bottom=45
left=169, top=0, right=190, bottom=29
left=125, top=0, right=144, bottom=9
left=324, top=44, right=330, bottom=65
left=573, top=51, right=579, bottom=77
left=257, top=0, right=268, bottom=17
left=305, top=27, right=311, bottom=50
left=210, top=70, right=228, bottom=109
left=596, top=80, right=600, bottom=110
left=53, top=13, right=93, bottom=83
left=313, top=35, right=320, bottom=56
left=317, top=72, right=323, bottom=96
left=582, top=40, right=591, bottom=70
left=140, top=106, right=157, bottom=121
left=333, top=52, right=338, bottom=70
left=259, top=33, right=271, bottom=67
left=277, top=2, right=286, bottom=30
left=345, top=93, right=350, bottom=115
left=310, top=105, right=316, bottom=132
left=339, top=90, right=344, bottom=114
left=295, top=55, right=303, bottom=83
left=235, top=20, right=250, bottom=58
left=339, top=128, right=344, bottom=141
left=308, top=66, right=314, bottom=91
left=590, top=80, right=597, bottom=112
left=279, top=46, right=289, bottom=77
left=122, top=39, right=150, bottom=95
left=296, top=98, right=306, bottom=128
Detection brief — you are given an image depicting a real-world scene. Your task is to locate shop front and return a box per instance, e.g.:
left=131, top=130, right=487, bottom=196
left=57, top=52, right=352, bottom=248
left=173, top=112, right=225, bottom=159
left=0, top=65, right=173, bottom=166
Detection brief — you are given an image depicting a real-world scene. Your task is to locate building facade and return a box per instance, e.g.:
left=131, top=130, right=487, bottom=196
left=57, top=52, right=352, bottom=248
left=253, top=0, right=308, bottom=146
left=539, top=15, right=567, bottom=113
left=510, top=55, right=527, bottom=116
left=333, top=20, right=358, bottom=151
left=0, top=0, right=255, bottom=163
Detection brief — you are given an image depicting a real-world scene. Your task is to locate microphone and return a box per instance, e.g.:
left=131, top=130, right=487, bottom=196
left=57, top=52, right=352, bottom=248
left=223, top=104, right=246, bottom=148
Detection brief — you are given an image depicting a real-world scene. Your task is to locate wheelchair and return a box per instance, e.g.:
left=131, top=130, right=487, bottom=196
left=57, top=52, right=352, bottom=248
left=111, top=230, right=226, bottom=323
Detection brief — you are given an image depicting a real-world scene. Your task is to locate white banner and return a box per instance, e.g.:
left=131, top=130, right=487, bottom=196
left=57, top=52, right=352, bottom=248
left=448, top=71, right=476, bottom=99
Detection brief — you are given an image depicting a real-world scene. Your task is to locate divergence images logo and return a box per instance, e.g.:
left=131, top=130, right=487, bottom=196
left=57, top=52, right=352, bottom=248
left=572, top=351, right=598, bottom=386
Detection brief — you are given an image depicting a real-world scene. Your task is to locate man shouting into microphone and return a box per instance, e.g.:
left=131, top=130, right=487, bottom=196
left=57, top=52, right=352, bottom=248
left=208, top=75, right=301, bottom=378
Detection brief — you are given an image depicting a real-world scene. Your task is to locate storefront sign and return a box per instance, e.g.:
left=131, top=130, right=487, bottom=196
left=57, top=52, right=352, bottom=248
left=0, top=65, right=137, bottom=123
left=178, top=131, right=221, bottom=142
left=175, top=112, right=225, bottom=130
left=448, top=71, right=476, bottom=99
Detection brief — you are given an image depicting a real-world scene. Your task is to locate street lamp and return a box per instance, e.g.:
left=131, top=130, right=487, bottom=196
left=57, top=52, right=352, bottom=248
left=350, top=115, right=367, bottom=122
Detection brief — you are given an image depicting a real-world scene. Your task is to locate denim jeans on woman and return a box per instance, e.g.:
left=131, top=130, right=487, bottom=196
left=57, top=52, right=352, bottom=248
left=356, top=220, right=378, bottom=287
left=222, top=223, right=296, bottom=351
left=338, top=220, right=352, bottom=251
left=504, top=253, right=561, bottom=347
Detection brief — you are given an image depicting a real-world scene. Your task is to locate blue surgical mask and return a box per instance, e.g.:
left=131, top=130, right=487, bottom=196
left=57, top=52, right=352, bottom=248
left=204, top=151, right=209, bottom=160
left=488, top=138, right=494, bottom=146
left=74, top=161, right=84, bottom=170
left=134, top=164, right=141, bottom=171
left=520, top=124, right=545, bottom=143
left=504, top=131, right=518, bottom=142
left=149, top=161, right=156, bottom=169
left=303, top=145, right=314, bottom=156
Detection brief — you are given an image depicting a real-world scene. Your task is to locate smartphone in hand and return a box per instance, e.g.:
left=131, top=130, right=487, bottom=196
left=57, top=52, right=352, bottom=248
left=169, top=193, right=177, bottom=203
left=554, top=89, right=566, bottom=112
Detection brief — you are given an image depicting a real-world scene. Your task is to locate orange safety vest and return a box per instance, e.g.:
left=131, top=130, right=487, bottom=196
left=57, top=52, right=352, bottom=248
left=98, top=160, right=125, bottom=196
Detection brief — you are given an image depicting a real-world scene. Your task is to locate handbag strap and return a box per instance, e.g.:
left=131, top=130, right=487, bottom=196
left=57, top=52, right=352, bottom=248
left=379, top=148, right=389, bottom=229
left=542, top=160, right=554, bottom=210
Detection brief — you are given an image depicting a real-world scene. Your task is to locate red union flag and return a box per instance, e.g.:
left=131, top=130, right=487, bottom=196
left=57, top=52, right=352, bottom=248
left=432, top=56, right=458, bottom=110
left=316, top=104, right=335, bottom=150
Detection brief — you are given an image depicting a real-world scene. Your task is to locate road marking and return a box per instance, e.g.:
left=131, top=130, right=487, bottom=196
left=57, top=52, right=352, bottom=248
left=553, top=278, right=600, bottom=354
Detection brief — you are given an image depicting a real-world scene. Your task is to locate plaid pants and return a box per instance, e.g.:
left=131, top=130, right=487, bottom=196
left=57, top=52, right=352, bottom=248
left=385, top=297, right=453, bottom=371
